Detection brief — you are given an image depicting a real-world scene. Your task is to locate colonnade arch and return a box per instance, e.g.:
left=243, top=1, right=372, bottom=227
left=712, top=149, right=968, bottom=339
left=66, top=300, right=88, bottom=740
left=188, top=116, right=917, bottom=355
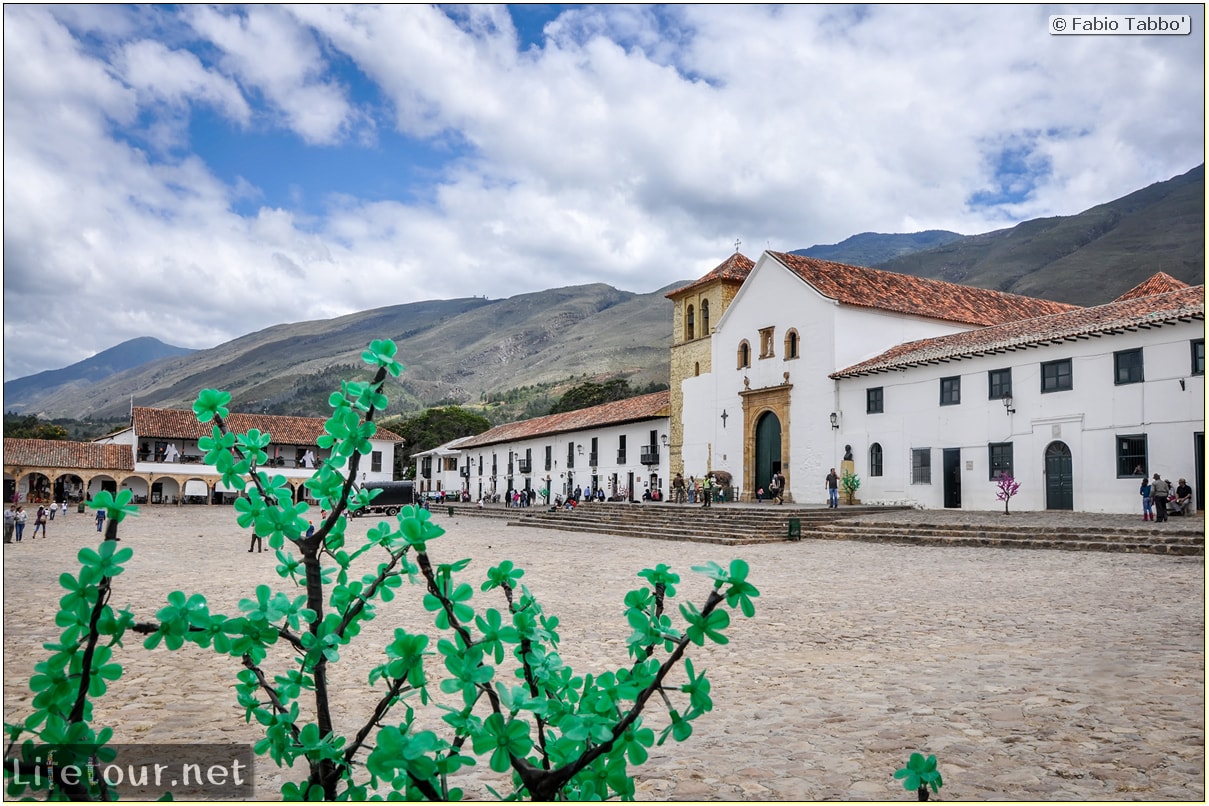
left=5, top=466, right=307, bottom=507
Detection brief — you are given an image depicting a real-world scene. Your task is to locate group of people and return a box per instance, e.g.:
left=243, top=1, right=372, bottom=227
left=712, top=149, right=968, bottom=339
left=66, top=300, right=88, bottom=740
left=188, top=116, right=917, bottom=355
left=1140, top=473, right=1194, bottom=522
left=3, top=501, right=68, bottom=542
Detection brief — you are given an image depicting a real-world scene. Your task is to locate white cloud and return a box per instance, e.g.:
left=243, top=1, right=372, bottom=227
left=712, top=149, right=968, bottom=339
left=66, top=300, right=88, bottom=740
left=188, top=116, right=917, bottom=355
left=2, top=4, right=1204, bottom=383
left=185, top=5, right=356, bottom=144
left=117, top=39, right=252, bottom=127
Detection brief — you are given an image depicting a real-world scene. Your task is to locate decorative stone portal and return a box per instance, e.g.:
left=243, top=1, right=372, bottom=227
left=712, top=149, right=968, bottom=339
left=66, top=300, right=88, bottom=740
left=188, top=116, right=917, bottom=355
left=740, top=382, right=792, bottom=502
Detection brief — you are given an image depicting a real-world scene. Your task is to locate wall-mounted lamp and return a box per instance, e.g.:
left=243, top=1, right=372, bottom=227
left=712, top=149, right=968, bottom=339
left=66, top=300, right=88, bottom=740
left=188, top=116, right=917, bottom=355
left=577, top=444, right=584, bottom=455
left=660, top=434, right=668, bottom=447
left=1179, top=378, right=1186, bottom=391
left=829, top=412, right=839, bottom=430
left=1002, top=395, right=1016, bottom=414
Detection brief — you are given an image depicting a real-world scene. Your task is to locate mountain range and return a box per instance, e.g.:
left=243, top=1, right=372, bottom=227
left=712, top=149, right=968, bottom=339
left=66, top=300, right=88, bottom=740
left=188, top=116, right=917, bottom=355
left=5, top=164, right=1203, bottom=422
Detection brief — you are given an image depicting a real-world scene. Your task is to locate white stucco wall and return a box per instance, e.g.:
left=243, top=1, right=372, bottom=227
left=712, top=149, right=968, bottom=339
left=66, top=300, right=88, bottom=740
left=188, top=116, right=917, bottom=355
left=697, top=256, right=975, bottom=504
left=837, top=324, right=1205, bottom=513
left=454, top=418, right=671, bottom=503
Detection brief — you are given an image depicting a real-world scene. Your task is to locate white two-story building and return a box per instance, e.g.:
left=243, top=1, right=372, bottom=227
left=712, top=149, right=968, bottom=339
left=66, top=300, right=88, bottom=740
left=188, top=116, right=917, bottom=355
left=414, top=393, right=672, bottom=504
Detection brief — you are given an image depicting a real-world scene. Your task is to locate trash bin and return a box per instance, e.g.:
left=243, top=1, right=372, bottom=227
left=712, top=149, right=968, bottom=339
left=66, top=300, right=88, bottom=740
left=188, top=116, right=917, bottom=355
left=787, top=517, right=801, bottom=541
left=78, top=502, right=86, bottom=514
left=447, top=506, right=455, bottom=517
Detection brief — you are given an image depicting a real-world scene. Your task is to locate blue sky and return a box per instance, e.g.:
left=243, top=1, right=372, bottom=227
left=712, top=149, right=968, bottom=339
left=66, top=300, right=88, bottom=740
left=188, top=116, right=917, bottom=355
left=3, top=4, right=1204, bottom=381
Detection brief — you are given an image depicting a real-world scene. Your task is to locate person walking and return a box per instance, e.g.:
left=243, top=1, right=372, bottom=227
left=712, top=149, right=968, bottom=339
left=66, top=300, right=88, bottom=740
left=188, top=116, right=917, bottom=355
left=702, top=474, right=713, bottom=508
left=31, top=506, right=48, bottom=539
left=1140, top=476, right=1154, bottom=521
left=826, top=468, right=840, bottom=508
left=772, top=471, right=785, bottom=505
left=14, top=506, right=27, bottom=542
left=1151, top=473, right=1171, bottom=522
left=96, top=507, right=107, bottom=533
left=61, top=501, right=68, bottom=519
left=48, top=501, right=56, bottom=521
left=3, top=504, right=15, bottom=543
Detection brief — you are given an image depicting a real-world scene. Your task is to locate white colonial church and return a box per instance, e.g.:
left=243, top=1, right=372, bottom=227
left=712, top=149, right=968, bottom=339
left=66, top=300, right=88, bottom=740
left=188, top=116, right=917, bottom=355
left=418, top=251, right=1203, bottom=515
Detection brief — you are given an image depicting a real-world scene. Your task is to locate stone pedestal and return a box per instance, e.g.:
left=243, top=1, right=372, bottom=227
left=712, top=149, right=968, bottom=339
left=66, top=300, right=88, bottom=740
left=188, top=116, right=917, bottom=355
left=840, top=459, right=860, bottom=504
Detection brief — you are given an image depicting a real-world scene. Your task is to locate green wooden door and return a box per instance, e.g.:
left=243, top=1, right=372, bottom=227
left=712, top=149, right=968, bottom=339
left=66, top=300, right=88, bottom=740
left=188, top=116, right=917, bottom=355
left=755, top=412, right=782, bottom=495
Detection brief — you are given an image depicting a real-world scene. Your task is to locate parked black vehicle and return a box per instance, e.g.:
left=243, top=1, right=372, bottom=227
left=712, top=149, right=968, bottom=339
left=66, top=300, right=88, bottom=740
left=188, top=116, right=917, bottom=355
left=352, top=481, right=415, bottom=517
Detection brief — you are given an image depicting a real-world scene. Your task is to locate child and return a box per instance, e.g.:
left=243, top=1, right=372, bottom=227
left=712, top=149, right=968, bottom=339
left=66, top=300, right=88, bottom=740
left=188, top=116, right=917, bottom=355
left=1140, top=476, right=1154, bottom=521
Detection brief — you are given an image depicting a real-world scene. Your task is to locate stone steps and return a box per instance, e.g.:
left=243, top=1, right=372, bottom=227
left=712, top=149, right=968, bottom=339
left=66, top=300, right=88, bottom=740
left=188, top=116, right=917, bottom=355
left=802, top=524, right=1203, bottom=555
left=438, top=501, right=1203, bottom=555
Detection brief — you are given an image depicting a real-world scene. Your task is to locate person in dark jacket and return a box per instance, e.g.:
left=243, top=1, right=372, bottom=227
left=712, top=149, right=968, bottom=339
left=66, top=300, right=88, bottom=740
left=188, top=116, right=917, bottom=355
left=1151, top=474, right=1171, bottom=522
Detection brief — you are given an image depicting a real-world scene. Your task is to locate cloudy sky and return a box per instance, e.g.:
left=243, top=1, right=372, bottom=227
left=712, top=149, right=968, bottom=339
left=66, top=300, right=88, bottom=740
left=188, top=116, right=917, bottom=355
left=4, top=4, right=1204, bottom=381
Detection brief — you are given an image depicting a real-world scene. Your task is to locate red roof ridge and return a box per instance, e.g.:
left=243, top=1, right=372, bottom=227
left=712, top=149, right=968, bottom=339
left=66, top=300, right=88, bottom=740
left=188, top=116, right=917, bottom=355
left=832, top=284, right=1205, bottom=378
left=131, top=406, right=403, bottom=442
left=768, top=251, right=1080, bottom=327
left=458, top=390, right=671, bottom=449
left=666, top=253, right=754, bottom=298
left=1113, top=272, right=1192, bottom=302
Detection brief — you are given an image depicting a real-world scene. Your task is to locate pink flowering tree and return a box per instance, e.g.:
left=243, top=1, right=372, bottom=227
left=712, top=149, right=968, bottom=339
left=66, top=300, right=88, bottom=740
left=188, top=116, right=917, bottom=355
left=995, top=474, right=1021, bottom=514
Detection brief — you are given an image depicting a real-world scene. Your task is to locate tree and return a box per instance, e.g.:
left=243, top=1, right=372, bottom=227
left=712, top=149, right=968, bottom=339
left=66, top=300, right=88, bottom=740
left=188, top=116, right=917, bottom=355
left=3, top=340, right=760, bottom=802
left=995, top=474, right=1021, bottom=514
left=3, top=413, right=69, bottom=440
left=382, top=406, right=492, bottom=478
left=548, top=379, right=634, bottom=415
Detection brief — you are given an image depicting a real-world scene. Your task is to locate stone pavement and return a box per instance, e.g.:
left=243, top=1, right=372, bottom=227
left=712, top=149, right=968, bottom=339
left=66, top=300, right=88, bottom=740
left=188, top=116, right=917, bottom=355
left=2, top=506, right=1203, bottom=801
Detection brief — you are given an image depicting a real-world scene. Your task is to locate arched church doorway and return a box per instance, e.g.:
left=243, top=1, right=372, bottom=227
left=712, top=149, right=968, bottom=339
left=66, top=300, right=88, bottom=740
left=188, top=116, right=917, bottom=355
left=754, top=411, right=782, bottom=496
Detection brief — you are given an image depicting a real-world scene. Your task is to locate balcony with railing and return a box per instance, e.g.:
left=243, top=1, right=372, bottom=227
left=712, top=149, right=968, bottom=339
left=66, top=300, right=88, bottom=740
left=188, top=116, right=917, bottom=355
left=518, top=459, right=532, bottom=474
left=640, top=445, right=660, bottom=465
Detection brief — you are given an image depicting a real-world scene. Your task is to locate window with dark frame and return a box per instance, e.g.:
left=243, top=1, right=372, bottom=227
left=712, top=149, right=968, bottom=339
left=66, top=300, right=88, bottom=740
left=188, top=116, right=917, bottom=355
left=1193, top=339, right=1205, bottom=376
left=544, top=445, right=552, bottom=471
left=785, top=329, right=800, bottom=359
left=1116, top=434, right=1148, bottom=478
left=869, top=442, right=883, bottom=477
left=911, top=448, right=931, bottom=484
left=1114, top=348, right=1144, bottom=385
left=1041, top=358, right=1073, bottom=393
left=988, top=368, right=1012, bottom=400
left=988, top=442, right=1013, bottom=480
left=939, top=376, right=961, bottom=406
left=371, top=451, right=383, bottom=473
left=866, top=386, right=884, bottom=414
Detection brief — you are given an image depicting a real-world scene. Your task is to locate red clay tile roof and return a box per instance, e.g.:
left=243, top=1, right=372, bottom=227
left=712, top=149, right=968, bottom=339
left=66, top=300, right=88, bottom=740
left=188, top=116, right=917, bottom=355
left=832, top=286, right=1205, bottom=378
left=769, top=251, right=1080, bottom=326
left=666, top=253, right=754, bottom=298
left=132, top=408, right=403, bottom=443
left=4, top=439, right=134, bottom=470
left=1113, top=272, right=1191, bottom=301
left=457, top=391, right=671, bottom=449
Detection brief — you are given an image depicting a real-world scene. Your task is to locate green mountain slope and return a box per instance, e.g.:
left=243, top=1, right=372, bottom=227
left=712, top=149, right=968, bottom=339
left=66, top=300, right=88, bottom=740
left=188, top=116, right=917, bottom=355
left=873, top=164, right=1205, bottom=303
left=22, top=286, right=678, bottom=421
